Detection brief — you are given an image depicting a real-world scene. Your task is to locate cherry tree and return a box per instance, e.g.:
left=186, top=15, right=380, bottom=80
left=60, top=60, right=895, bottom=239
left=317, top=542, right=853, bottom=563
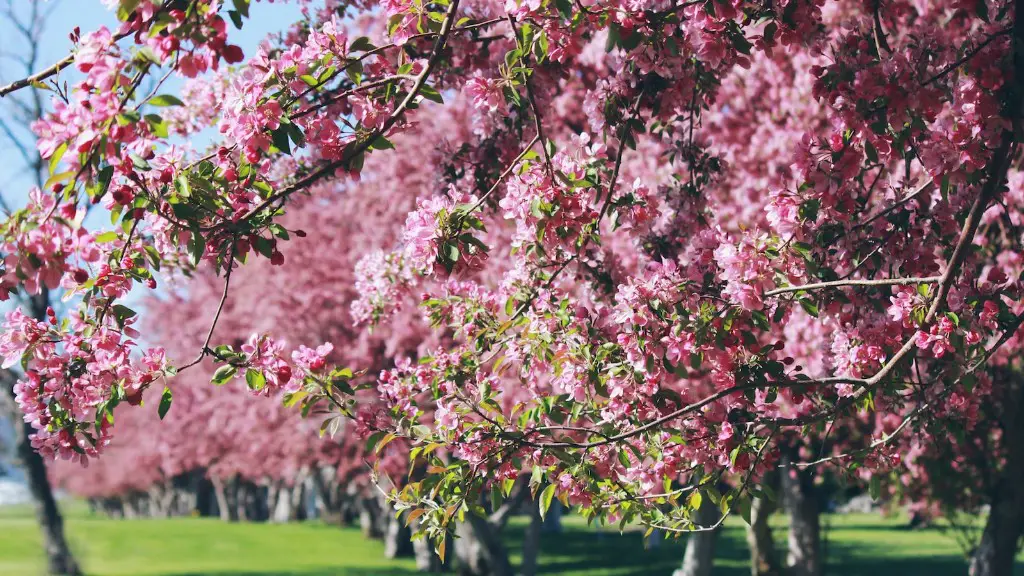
left=2, top=1, right=1024, bottom=575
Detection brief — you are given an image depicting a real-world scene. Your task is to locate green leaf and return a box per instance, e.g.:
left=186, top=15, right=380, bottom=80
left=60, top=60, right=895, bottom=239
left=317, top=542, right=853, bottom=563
left=112, top=304, right=137, bottom=327
left=149, top=94, right=184, bottom=107
left=228, top=9, right=244, bottom=29
left=869, top=476, right=881, bottom=501
left=271, top=126, right=292, bottom=155
left=282, top=390, right=308, bottom=408
left=212, top=365, right=238, bottom=385
left=245, top=369, right=266, bottom=391
left=188, top=233, right=206, bottom=266
left=443, top=242, right=460, bottom=263
left=798, top=298, right=819, bottom=318
left=348, top=36, right=376, bottom=52
left=375, top=432, right=397, bottom=454
left=44, top=171, right=74, bottom=191
left=689, top=490, right=703, bottom=512
left=738, top=493, right=752, bottom=525
left=158, top=386, right=173, bottom=419
left=419, top=85, right=444, bottom=104
left=95, top=231, right=119, bottom=243
left=231, top=0, right=250, bottom=18
left=539, top=483, right=556, bottom=521
left=751, top=310, right=770, bottom=331
left=48, top=142, right=68, bottom=174
left=370, top=135, right=394, bottom=150
left=135, top=46, right=161, bottom=65
left=145, top=114, right=168, bottom=138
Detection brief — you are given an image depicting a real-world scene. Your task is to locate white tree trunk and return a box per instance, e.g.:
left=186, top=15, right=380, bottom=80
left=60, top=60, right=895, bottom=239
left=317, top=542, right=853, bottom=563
left=782, top=451, right=821, bottom=576
left=271, top=483, right=294, bottom=523
left=454, top=514, right=513, bottom=576
left=675, top=495, right=721, bottom=576
left=384, top=509, right=414, bottom=559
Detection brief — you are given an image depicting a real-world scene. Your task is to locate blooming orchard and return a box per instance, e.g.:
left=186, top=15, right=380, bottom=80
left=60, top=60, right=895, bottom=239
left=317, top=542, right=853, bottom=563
left=2, top=0, right=1024, bottom=559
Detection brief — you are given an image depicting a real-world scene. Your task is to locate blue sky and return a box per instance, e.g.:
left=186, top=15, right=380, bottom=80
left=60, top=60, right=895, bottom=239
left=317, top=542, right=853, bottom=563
left=0, top=0, right=311, bottom=328
left=0, top=0, right=307, bottom=209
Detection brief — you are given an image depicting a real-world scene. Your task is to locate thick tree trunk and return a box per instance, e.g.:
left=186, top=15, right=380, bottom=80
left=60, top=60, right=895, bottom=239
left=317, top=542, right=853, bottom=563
left=746, top=494, right=782, bottom=576
left=245, top=481, right=269, bottom=521
left=970, top=372, right=1024, bottom=576
left=292, top=477, right=309, bottom=521
left=312, top=467, right=346, bottom=524
left=360, top=493, right=385, bottom=539
left=196, top=475, right=216, bottom=517
left=454, top=514, right=513, bottom=576
left=541, top=500, right=563, bottom=534
left=271, top=482, right=294, bottom=523
left=520, top=500, right=543, bottom=576
left=674, top=494, right=721, bottom=576
left=340, top=482, right=360, bottom=527
left=782, top=450, right=821, bottom=576
left=12, top=416, right=81, bottom=575
left=746, top=471, right=782, bottom=576
left=212, top=476, right=239, bottom=522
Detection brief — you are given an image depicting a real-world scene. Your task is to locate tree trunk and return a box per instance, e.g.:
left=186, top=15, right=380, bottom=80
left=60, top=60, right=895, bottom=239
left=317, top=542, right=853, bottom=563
left=454, top=514, right=513, bottom=576
left=360, top=493, right=384, bottom=539
left=674, top=494, right=721, bottom=576
left=782, top=450, right=821, bottom=576
left=196, top=475, right=216, bottom=517
left=212, top=476, right=239, bottom=522
left=746, top=471, right=781, bottom=576
left=411, top=514, right=448, bottom=572
left=541, top=500, right=563, bottom=534
left=520, top=500, right=543, bottom=576
left=11, top=415, right=81, bottom=575
left=271, top=482, right=293, bottom=523
left=1, top=302, right=81, bottom=575
left=746, top=494, right=782, bottom=576
left=970, top=372, right=1024, bottom=576
left=312, top=467, right=346, bottom=524
left=384, top=508, right=415, bottom=559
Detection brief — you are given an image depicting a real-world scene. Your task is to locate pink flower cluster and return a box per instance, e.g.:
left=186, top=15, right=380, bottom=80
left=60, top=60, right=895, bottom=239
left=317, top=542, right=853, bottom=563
left=713, top=231, right=774, bottom=311
left=0, top=307, right=168, bottom=464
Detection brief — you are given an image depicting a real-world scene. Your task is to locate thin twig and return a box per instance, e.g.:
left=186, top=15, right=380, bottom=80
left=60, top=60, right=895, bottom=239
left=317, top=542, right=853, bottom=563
left=764, top=275, right=941, bottom=297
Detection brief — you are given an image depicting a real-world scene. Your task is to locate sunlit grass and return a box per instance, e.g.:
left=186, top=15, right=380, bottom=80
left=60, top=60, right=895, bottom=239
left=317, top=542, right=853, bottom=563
left=1, top=502, right=1020, bottom=575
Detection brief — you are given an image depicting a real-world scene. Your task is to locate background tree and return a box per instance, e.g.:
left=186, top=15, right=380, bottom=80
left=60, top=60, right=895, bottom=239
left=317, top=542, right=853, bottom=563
left=0, top=1, right=80, bottom=573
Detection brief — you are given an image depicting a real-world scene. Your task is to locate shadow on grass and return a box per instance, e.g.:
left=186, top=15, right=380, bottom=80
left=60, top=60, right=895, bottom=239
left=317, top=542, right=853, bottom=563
left=503, top=521, right=980, bottom=576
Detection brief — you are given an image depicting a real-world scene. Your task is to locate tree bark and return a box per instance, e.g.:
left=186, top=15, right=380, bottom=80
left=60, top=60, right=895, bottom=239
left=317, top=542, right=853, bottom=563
left=674, top=494, right=721, bottom=576
left=454, top=514, right=513, bottom=576
left=746, top=472, right=782, bottom=576
left=212, top=476, right=239, bottom=522
left=271, top=482, right=294, bottom=523
left=384, top=508, right=415, bottom=559
left=410, top=514, right=448, bottom=572
left=782, top=450, right=821, bottom=576
left=541, top=500, right=563, bottom=534
left=1, top=366, right=81, bottom=576
left=13, top=417, right=81, bottom=575
left=520, top=499, right=543, bottom=576
left=360, top=493, right=385, bottom=539
left=970, top=371, right=1024, bottom=576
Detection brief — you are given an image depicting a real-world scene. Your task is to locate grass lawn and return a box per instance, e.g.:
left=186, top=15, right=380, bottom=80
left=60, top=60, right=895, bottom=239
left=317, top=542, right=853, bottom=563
left=1, top=501, right=1020, bottom=576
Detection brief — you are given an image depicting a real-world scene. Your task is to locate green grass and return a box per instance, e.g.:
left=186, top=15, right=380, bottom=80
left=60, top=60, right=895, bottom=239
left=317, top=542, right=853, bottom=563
left=1, top=502, right=1020, bottom=576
